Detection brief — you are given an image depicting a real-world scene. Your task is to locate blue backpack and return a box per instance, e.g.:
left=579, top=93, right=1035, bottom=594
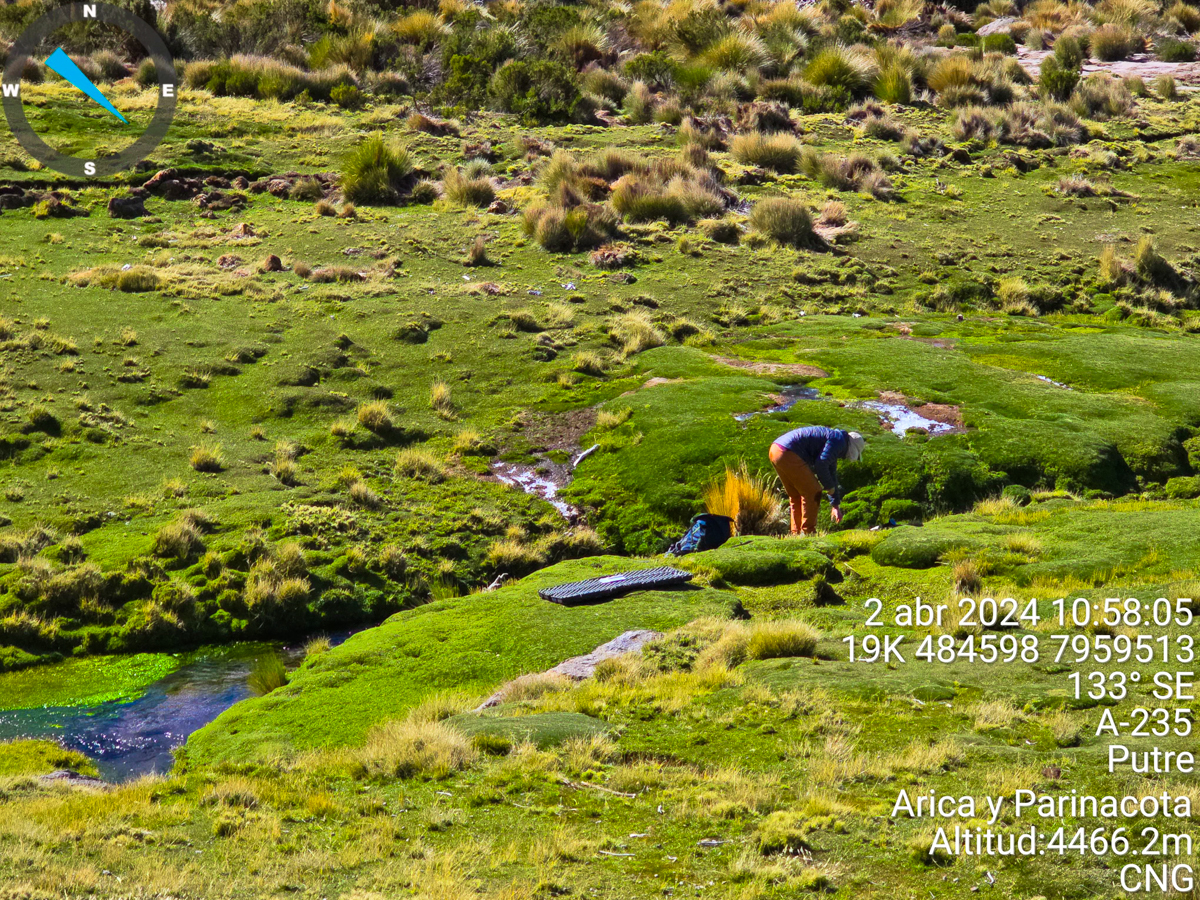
left=665, top=513, right=734, bottom=557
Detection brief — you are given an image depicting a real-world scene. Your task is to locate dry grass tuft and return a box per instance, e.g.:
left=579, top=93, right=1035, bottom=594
left=703, top=461, right=782, bottom=536
left=189, top=442, right=224, bottom=473
left=360, top=718, right=477, bottom=779
left=395, top=447, right=446, bottom=483
left=430, top=380, right=455, bottom=419
left=607, top=310, right=664, bottom=356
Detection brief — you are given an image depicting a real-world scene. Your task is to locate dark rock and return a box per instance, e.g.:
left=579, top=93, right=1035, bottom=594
left=34, top=196, right=88, bottom=218
left=142, top=168, right=178, bottom=191
left=487, top=199, right=509, bottom=214
left=977, top=15, right=1017, bottom=35
left=476, top=630, right=664, bottom=710
left=231, top=176, right=250, bottom=190
left=735, top=167, right=768, bottom=186
left=267, top=179, right=292, bottom=198
left=160, top=181, right=191, bottom=201
left=39, top=770, right=106, bottom=788
left=108, top=194, right=148, bottom=218
left=262, top=254, right=283, bottom=272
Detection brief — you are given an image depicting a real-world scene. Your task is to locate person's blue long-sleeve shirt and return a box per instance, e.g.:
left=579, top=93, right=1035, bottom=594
left=773, top=426, right=849, bottom=506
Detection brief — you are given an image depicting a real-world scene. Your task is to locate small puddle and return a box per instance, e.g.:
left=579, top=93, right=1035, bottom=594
left=493, top=461, right=580, bottom=520
left=853, top=401, right=956, bottom=435
left=1036, top=375, right=1071, bottom=390
left=0, top=635, right=352, bottom=782
left=733, top=386, right=822, bottom=421
left=734, top=386, right=959, bottom=435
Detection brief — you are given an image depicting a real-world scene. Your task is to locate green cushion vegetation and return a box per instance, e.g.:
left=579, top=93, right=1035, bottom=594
left=185, top=556, right=741, bottom=766
left=684, top=537, right=835, bottom=585
left=869, top=527, right=977, bottom=569
left=445, top=711, right=610, bottom=748
left=1166, top=476, right=1200, bottom=499
left=0, top=740, right=96, bottom=778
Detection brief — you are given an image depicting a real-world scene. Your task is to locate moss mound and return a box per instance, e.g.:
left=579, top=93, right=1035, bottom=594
left=869, top=527, right=978, bottom=569
left=684, top=537, right=836, bottom=585
left=446, top=711, right=610, bottom=749
left=187, top=556, right=742, bottom=766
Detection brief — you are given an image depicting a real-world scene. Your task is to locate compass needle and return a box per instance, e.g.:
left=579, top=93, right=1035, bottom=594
left=4, top=3, right=175, bottom=176
left=44, top=46, right=128, bottom=124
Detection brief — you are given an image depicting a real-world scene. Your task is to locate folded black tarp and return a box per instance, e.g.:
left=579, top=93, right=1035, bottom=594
left=538, top=566, right=694, bottom=606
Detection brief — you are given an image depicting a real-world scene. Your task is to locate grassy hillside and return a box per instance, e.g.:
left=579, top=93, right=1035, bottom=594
left=1, top=0, right=1200, bottom=894
left=185, top=555, right=744, bottom=764
left=2, top=521, right=1198, bottom=898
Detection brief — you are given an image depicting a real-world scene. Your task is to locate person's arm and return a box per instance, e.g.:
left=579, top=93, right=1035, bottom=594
left=813, top=436, right=844, bottom=507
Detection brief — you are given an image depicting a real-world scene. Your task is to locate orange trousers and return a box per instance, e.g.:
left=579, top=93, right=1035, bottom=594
left=769, top=443, right=822, bottom=535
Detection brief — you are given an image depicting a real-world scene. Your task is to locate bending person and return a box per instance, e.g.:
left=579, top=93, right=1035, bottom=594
left=768, top=425, right=865, bottom=535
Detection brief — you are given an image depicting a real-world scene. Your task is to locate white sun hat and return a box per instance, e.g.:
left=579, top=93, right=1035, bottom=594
left=846, top=431, right=865, bottom=462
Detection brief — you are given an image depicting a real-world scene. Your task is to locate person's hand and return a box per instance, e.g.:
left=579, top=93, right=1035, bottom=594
left=831, top=506, right=843, bottom=524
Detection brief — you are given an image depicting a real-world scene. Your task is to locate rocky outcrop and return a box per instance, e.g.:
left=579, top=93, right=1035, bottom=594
left=476, top=629, right=663, bottom=709
left=108, top=194, right=148, bottom=218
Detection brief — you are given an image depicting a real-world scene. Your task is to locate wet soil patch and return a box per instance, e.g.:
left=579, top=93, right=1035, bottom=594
left=714, top=356, right=829, bottom=378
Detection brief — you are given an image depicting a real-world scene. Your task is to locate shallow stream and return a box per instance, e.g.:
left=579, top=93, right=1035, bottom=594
left=0, top=638, right=346, bottom=782
left=735, top=387, right=955, bottom=435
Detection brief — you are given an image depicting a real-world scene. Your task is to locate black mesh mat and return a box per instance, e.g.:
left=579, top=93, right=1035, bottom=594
left=538, top=567, right=694, bottom=606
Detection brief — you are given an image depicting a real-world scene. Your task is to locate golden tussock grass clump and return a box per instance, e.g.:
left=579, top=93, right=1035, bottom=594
left=971, top=698, right=1024, bottom=732
left=189, top=441, right=224, bottom=473
left=430, top=380, right=455, bottom=419
left=406, top=690, right=477, bottom=725
left=304, top=635, right=331, bottom=657
left=360, top=718, right=477, bottom=779
left=529, top=827, right=598, bottom=865
left=356, top=401, right=393, bottom=434
left=534, top=650, right=741, bottom=717
left=1003, top=532, right=1042, bottom=557
left=983, top=762, right=1046, bottom=799
left=606, top=310, right=664, bottom=357
left=348, top=479, right=381, bottom=508
left=697, top=619, right=820, bottom=669
left=572, top=350, right=609, bottom=376
left=559, top=733, right=617, bottom=775
left=832, top=529, right=884, bottom=558
left=731, top=130, right=805, bottom=172
left=451, top=428, right=484, bottom=455
left=271, top=441, right=299, bottom=485
left=394, top=447, right=446, bottom=483
left=442, top=165, right=495, bottom=208
left=749, top=196, right=816, bottom=248
left=973, top=494, right=1026, bottom=518
left=485, top=537, right=548, bottom=572
left=496, top=671, right=572, bottom=704
left=952, top=558, right=983, bottom=595
left=935, top=594, right=982, bottom=638
left=1038, top=709, right=1085, bottom=747
left=807, top=734, right=962, bottom=786
left=151, top=519, right=204, bottom=560
left=595, top=407, right=631, bottom=429
left=703, top=461, right=782, bottom=536
left=201, top=776, right=260, bottom=809
left=248, top=653, right=289, bottom=695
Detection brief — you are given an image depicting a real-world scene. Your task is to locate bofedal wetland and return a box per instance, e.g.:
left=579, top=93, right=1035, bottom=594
left=1, top=0, right=1200, bottom=895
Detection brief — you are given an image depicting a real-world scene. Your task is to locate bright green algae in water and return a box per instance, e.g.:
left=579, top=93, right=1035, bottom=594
left=0, top=654, right=181, bottom=710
